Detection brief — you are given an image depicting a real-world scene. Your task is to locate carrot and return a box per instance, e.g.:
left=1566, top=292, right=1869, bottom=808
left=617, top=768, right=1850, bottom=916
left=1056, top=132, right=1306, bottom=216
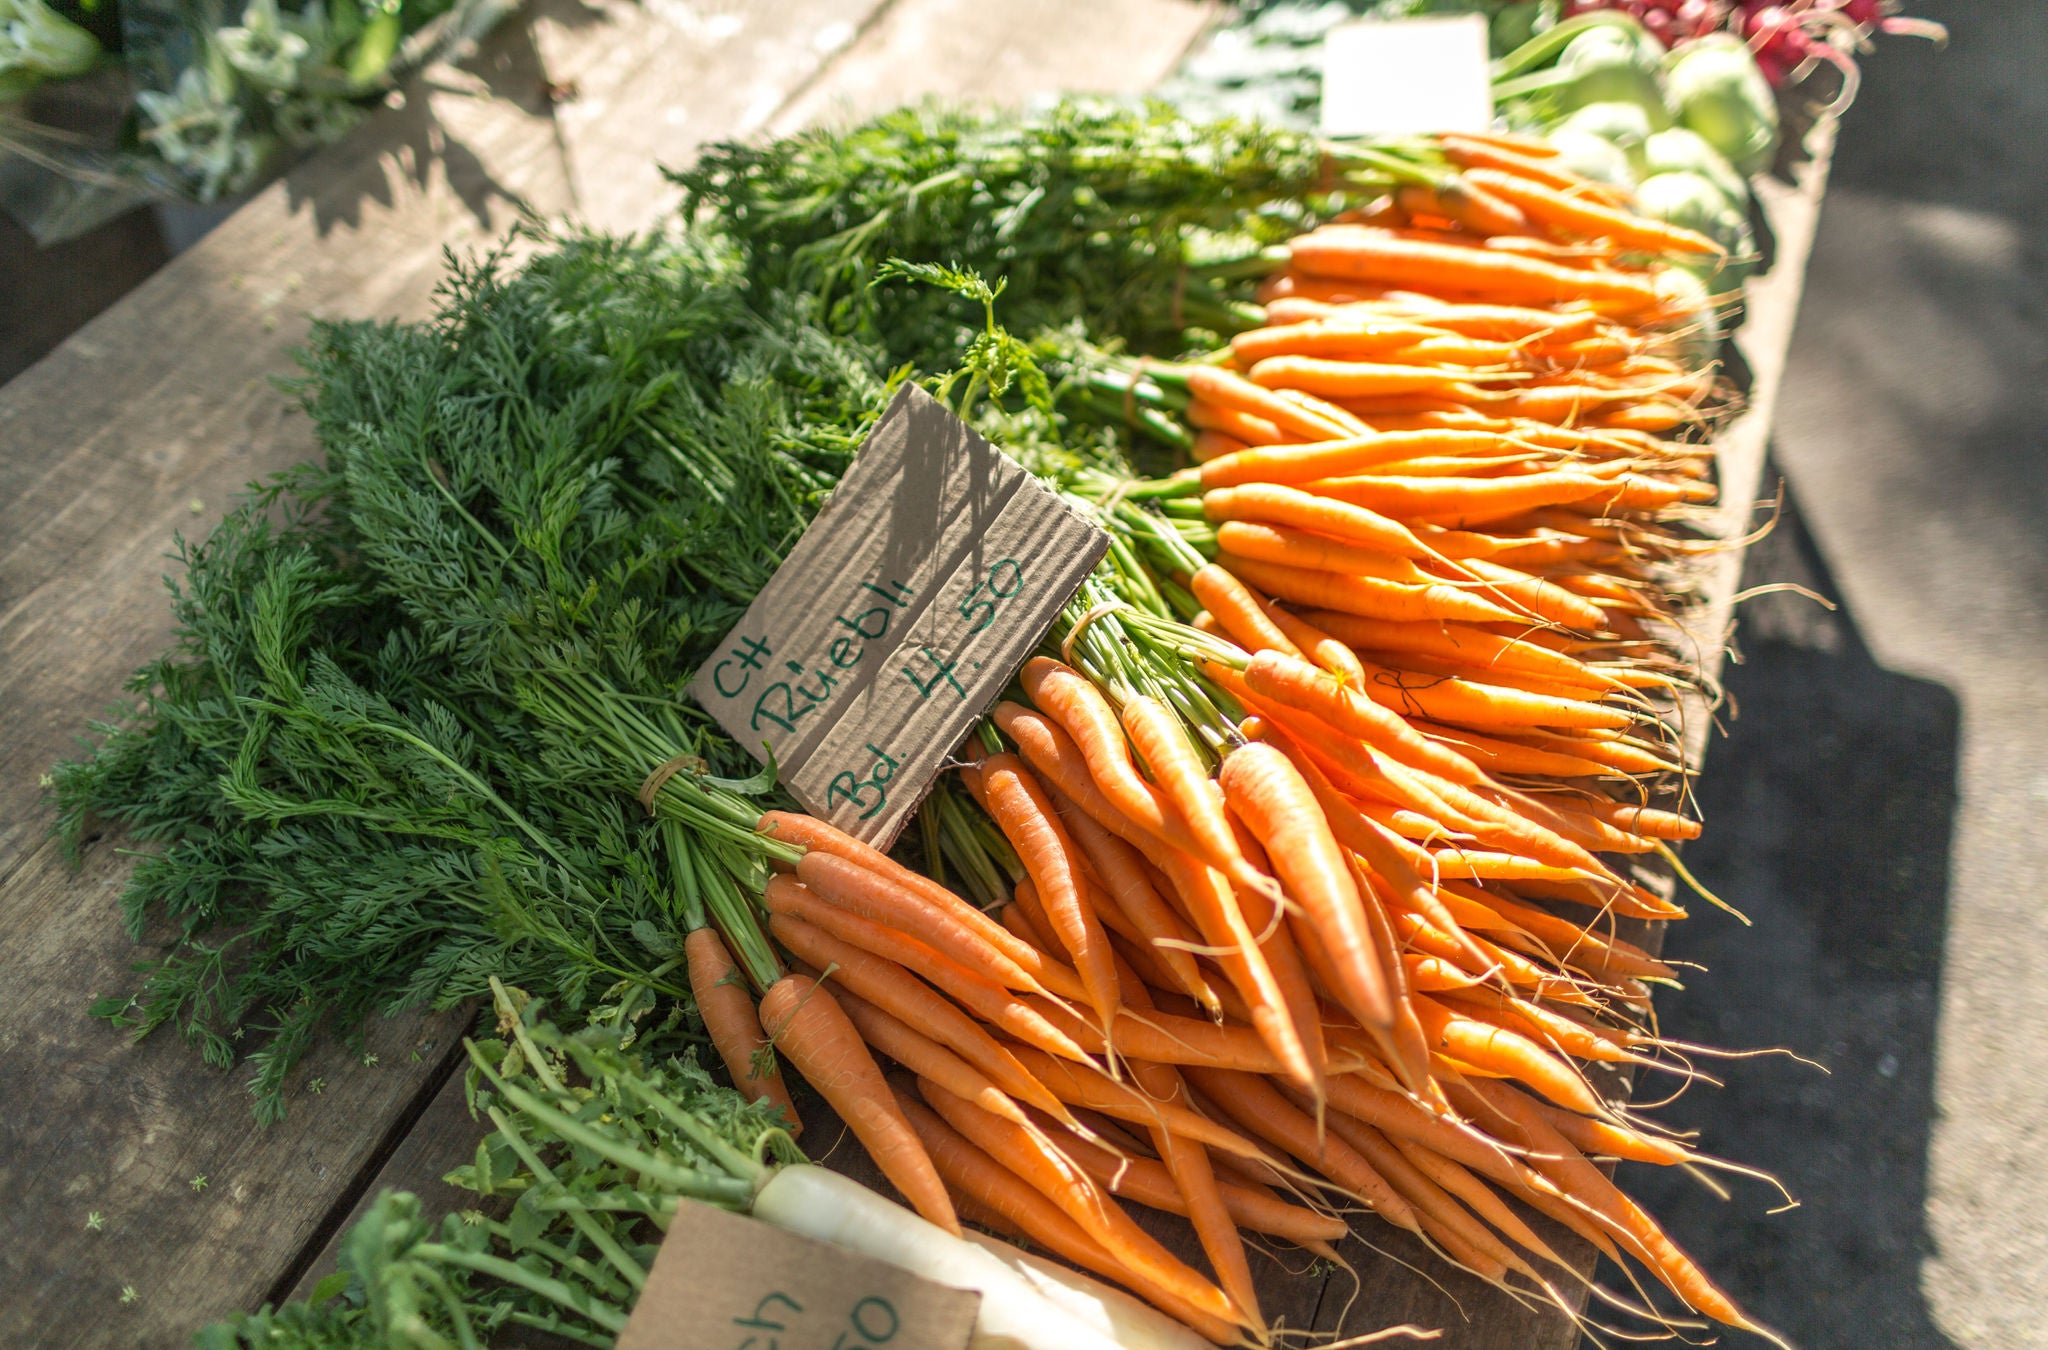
left=686, top=927, right=799, bottom=1132
left=1199, top=429, right=1520, bottom=490
left=1353, top=656, right=1638, bottom=732
left=1187, top=563, right=1303, bottom=659
left=1203, top=482, right=1437, bottom=561
left=979, top=754, right=1126, bottom=1042
left=1015, top=662, right=1235, bottom=880
left=993, top=700, right=1318, bottom=1086
left=1184, top=364, right=1356, bottom=442
left=1185, top=1067, right=1421, bottom=1235
left=1411, top=996, right=1607, bottom=1116
left=996, top=1043, right=1273, bottom=1170
left=1054, top=804, right=1217, bottom=1011
left=1315, top=1106, right=1536, bottom=1283
left=1427, top=556, right=1611, bottom=630
left=1438, top=134, right=1630, bottom=203
left=1523, top=1096, right=1692, bottom=1167
left=1466, top=1080, right=1773, bottom=1335
left=1246, top=355, right=1508, bottom=401
left=1386, top=1131, right=1573, bottom=1272
left=1214, top=520, right=1435, bottom=583
left=1460, top=168, right=1723, bottom=256
left=1444, top=882, right=1675, bottom=981
left=1054, top=1125, right=1347, bottom=1246
left=761, top=812, right=1061, bottom=991
left=1115, top=979, right=1264, bottom=1328
left=1274, top=386, right=1380, bottom=439
left=1188, top=396, right=1288, bottom=448
left=1554, top=793, right=1701, bottom=842
left=1026, top=992, right=1293, bottom=1076
left=1263, top=604, right=1366, bottom=686
left=1219, top=742, right=1395, bottom=1036
left=1148, top=846, right=1318, bottom=1091
left=917, top=1077, right=1242, bottom=1326
left=1233, top=648, right=1489, bottom=788
left=1297, top=612, right=1596, bottom=687
left=794, top=850, right=1085, bottom=1003
left=1230, top=317, right=1450, bottom=366
left=1290, top=228, right=1664, bottom=313
left=769, top=914, right=1075, bottom=1125
left=1115, top=693, right=1270, bottom=902
left=1308, top=468, right=1641, bottom=529
left=760, top=974, right=958, bottom=1234
left=1220, top=552, right=1526, bottom=626
left=765, top=882, right=1099, bottom=1067
left=1190, top=428, right=1249, bottom=463
left=1394, top=179, right=1530, bottom=237
left=833, top=986, right=1036, bottom=1129
left=895, top=1090, right=1243, bottom=1344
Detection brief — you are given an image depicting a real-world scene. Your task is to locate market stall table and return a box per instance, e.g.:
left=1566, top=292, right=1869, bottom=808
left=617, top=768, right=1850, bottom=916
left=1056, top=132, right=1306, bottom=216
left=0, top=1, right=1829, bottom=1342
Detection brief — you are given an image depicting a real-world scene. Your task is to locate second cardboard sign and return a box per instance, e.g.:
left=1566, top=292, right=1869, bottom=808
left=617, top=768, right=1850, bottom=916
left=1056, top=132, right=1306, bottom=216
left=689, top=384, right=1109, bottom=846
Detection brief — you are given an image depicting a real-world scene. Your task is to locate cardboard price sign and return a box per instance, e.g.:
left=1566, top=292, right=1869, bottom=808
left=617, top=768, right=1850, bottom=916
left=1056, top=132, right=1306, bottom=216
left=689, top=383, right=1109, bottom=845
left=1321, top=15, right=1494, bottom=138
left=616, top=1200, right=981, bottom=1350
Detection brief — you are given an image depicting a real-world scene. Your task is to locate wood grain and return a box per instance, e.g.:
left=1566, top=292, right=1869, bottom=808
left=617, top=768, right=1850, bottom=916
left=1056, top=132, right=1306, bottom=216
left=0, top=3, right=885, bottom=1343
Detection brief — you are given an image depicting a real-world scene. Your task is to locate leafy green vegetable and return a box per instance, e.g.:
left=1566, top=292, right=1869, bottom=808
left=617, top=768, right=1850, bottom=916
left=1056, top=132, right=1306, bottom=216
left=1665, top=33, right=1779, bottom=176
left=200, top=987, right=798, bottom=1347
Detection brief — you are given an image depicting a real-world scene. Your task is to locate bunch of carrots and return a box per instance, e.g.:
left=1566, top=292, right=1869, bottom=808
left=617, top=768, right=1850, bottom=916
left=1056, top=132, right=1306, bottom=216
left=651, top=131, right=1789, bottom=1348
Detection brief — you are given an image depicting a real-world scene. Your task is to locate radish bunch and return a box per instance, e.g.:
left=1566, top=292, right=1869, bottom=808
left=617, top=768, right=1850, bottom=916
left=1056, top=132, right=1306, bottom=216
left=1546, top=0, right=1944, bottom=87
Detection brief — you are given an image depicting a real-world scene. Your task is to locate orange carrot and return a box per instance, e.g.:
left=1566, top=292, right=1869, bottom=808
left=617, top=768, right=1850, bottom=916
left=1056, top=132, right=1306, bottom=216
left=1291, top=227, right=1663, bottom=313
left=1461, top=168, right=1723, bottom=256
left=832, top=986, right=1034, bottom=1129
left=1204, top=482, right=1438, bottom=560
left=1246, top=355, right=1506, bottom=401
left=1186, top=1067, right=1421, bottom=1235
left=979, top=755, right=1123, bottom=1042
left=1221, top=553, right=1527, bottom=626
left=1191, top=428, right=1250, bottom=463
left=1185, top=365, right=1356, bottom=442
left=1198, top=429, right=1519, bottom=490
left=1188, top=563, right=1303, bottom=659
left=769, top=915, right=1074, bottom=1125
left=764, top=881, right=1098, bottom=1066
left=918, top=1077, right=1242, bottom=1325
left=1219, top=742, right=1395, bottom=1038
left=760, top=974, right=958, bottom=1234
left=1233, top=648, right=1489, bottom=788
left=1214, top=520, right=1436, bottom=582
left=794, top=849, right=1085, bottom=1002
left=1188, top=397, right=1288, bottom=448
left=1466, top=1080, right=1772, bottom=1334
left=1053, top=803, right=1217, bottom=1011
left=1054, top=1125, right=1347, bottom=1246
left=895, top=1090, right=1243, bottom=1344
left=1411, top=996, right=1607, bottom=1116
left=686, top=927, right=798, bottom=1132
left=761, top=812, right=1060, bottom=990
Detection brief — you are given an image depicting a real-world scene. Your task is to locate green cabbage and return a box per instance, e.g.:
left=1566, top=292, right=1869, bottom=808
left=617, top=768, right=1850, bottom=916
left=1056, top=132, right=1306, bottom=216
left=1543, top=128, right=1638, bottom=190
left=1643, top=127, right=1749, bottom=212
left=1664, top=34, right=1779, bottom=176
left=1555, top=101, right=1659, bottom=181
left=1553, top=24, right=1672, bottom=128
left=1635, top=170, right=1756, bottom=293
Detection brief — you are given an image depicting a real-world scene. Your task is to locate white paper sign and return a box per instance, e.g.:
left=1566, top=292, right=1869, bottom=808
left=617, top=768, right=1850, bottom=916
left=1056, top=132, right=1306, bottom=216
left=1321, top=15, right=1495, bottom=139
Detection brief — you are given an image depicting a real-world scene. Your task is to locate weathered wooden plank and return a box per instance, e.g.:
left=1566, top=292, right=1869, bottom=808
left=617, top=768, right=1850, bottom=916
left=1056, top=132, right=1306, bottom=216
left=0, top=2, right=889, bottom=1343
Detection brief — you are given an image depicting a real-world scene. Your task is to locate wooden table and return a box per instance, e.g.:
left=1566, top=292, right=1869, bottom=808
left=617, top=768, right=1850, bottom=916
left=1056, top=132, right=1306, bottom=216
left=0, top=1, right=1829, bottom=1341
